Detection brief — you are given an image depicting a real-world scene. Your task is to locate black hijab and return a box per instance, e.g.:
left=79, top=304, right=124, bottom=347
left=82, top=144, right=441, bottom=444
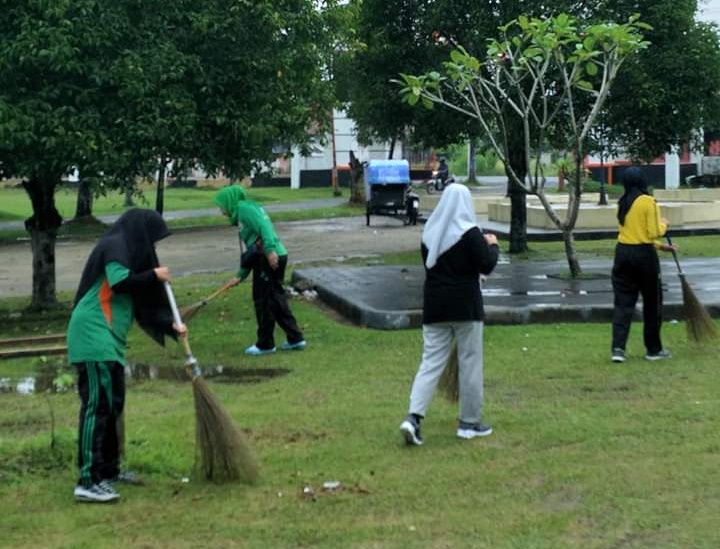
left=74, top=209, right=175, bottom=345
left=617, top=167, right=649, bottom=226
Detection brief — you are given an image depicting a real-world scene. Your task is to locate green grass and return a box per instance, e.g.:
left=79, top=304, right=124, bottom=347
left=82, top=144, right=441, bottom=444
left=0, top=185, right=344, bottom=222
left=1, top=277, right=719, bottom=548
left=507, top=235, right=720, bottom=261
left=0, top=188, right=365, bottom=244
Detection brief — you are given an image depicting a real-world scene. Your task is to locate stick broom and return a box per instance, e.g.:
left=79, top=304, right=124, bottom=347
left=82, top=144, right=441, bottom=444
left=164, top=282, right=259, bottom=484
left=179, top=279, right=236, bottom=323
left=666, top=235, right=718, bottom=343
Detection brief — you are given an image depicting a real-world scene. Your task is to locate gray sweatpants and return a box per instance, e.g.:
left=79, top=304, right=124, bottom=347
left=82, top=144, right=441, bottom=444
left=408, top=321, right=485, bottom=425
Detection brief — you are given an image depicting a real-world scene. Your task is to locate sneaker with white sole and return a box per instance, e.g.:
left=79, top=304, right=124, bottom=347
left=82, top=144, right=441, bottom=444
left=107, top=470, right=143, bottom=485
left=456, top=422, right=493, bottom=439
left=280, top=340, right=306, bottom=351
left=74, top=483, right=119, bottom=503
left=611, top=348, right=626, bottom=363
left=645, top=349, right=671, bottom=361
left=245, top=344, right=276, bottom=356
left=399, top=418, right=424, bottom=446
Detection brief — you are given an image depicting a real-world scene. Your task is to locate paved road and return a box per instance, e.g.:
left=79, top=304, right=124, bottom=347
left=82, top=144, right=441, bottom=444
left=0, top=215, right=422, bottom=297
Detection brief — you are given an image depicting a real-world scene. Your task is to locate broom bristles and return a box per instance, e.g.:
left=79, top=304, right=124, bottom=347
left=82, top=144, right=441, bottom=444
left=680, top=277, right=719, bottom=343
left=192, top=377, right=259, bottom=484
left=179, top=300, right=207, bottom=323
left=438, top=342, right=460, bottom=403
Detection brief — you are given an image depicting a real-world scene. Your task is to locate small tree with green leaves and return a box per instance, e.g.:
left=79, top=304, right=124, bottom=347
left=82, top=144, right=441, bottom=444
left=400, top=13, right=649, bottom=276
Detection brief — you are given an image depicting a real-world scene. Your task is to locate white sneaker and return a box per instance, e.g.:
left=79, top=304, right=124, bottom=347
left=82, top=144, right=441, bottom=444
left=456, top=422, right=493, bottom=439
left=74, top=483, right=120, bottom=503
left=399, top=419, right=424, bottom=446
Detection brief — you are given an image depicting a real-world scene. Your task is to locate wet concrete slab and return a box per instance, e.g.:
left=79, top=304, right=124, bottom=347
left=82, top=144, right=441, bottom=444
left=292, top=258, right=720, bottom=329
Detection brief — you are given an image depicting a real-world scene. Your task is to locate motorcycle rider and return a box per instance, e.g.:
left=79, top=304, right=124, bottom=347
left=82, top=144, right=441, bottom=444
left=437, top=156, right=450, bottom=187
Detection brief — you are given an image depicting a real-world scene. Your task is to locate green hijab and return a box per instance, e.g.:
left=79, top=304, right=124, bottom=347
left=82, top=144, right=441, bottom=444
left=213, top=185, right=247, bottom=225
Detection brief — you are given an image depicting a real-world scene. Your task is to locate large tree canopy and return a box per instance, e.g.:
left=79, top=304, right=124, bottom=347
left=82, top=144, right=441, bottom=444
left=0, top=0, right=332, bottom=309
left=594, top=0, right=720, bottom=160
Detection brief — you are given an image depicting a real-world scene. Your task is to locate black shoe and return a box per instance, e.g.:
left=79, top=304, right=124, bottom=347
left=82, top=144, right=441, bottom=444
left=611, top=348, right=626, bottom=363
left=645, top=349, right=671, bottom=361
left=399, top=417, right=424, bottom=446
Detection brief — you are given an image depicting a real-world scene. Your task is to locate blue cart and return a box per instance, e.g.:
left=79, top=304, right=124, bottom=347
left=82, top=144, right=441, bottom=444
left=364, top=160, right=419, bottom=226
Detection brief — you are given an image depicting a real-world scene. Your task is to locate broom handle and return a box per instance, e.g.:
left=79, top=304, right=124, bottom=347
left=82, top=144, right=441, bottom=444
left=163, top=282, right=198, bottom=369
left=665, top=234, right=684, bottom=275
left=205, top=279, right=237, bottom=303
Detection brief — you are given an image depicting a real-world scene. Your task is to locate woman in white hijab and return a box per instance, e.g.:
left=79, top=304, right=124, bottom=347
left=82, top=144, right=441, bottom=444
left=400, top=183, right=499, bottom=446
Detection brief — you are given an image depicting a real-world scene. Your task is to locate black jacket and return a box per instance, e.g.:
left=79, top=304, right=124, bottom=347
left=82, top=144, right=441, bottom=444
left=421, top=227, right=499, bottom=324
left=73, top=209, right=176, bottom=346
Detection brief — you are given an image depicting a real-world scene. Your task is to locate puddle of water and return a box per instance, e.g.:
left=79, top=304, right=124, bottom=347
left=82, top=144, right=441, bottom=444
left=128, top=363, right=290, bottom=384
left=0, top=364, right=291, bottom=395
left=483, top=289, right=512, bottom=297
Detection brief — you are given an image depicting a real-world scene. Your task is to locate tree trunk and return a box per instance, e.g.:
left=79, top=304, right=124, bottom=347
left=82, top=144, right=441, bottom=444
left=348, top=151, right=366, bottom=205
left=505, top=124, right=528, bottom=254
left=155, top=160, right=167, bottom=215
left=387, top=138, right=396, bottom=160
left=124, top=184, right=135, bottom=207
left=22, top=176, right=63, bottom=310
left=562, top=229, right=582, bottom=277
left=74, top=179, right=93, bottom=219
left=467, top=139, right=477, bottom=184
left=508, top=184, right=528, bottom=253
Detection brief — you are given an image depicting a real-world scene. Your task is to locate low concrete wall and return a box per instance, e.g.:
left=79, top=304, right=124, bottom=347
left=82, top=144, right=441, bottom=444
left=655, top=189, right=720, bottom=202
left=419, top=194, right=503, bottom=214
left=489, top=201, right=720, bottom=229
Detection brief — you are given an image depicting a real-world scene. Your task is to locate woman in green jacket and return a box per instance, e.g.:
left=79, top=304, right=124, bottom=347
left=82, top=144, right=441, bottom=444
left=68, top=209, right=186, bottom=503
left=214, top=186, right=305, bottom=355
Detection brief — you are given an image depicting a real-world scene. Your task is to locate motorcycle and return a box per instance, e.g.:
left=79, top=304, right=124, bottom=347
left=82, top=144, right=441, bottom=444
left=426, top=170, right=455, bottom=194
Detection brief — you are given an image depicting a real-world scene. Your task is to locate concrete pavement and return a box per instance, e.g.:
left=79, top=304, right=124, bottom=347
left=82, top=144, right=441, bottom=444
left=292, top=257, right=720, bottom=329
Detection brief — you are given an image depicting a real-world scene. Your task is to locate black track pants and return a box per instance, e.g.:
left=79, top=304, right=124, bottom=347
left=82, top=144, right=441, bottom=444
left=252, top=254, right=304, bottom=350
left=611, top=243, right=664, bottom=354
left=76, top=361, right=125, bottom=487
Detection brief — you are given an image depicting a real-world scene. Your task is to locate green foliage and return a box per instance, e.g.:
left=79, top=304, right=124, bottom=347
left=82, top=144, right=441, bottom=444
left=593, top=0, right=720, bottom=161
left=400, top=12, right=649, bottom=275
left=345, top=0, right=483, bottom=148
left=446, top=143, right=504, bottom=176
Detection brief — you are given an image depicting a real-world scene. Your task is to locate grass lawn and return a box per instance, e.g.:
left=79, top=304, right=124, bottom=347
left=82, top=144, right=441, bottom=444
left=0, top=185, right=344, bottom=222
left=508, top=234, right=720, bottom=261
left=1, top=277, right=719, bottom=548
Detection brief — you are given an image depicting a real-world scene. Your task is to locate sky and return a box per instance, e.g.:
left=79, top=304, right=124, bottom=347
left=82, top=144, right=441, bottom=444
left=697, top=0, right=720, bottom=23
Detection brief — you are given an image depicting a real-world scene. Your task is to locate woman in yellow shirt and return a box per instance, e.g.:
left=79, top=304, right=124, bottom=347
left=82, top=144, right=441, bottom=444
left=611, top=167, right=674, bottom=363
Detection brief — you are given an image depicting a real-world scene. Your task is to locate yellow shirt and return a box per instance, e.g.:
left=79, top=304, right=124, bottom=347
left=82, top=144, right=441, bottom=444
left=617, top=195, right=667, bottom=246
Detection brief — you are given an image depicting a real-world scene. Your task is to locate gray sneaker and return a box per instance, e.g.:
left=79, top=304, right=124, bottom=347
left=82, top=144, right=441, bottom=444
left=457, top=422, right=493, bottom=439
left=611, top=348, right=626, bottom=363
left=645, top=349, right=671, bottom=361
left=74, top=483, right=119, bottom=503
left=399, top=418, right=424, bottom=446
left=108, top=470, right=143, bottom=485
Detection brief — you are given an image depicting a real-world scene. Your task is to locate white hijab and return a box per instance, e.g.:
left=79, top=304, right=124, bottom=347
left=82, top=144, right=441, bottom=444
left=422, top=183, right=477, bottom=269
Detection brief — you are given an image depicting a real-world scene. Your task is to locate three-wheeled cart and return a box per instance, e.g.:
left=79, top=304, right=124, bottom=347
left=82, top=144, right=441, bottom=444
left=364, top=159, right=419, bottom=226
